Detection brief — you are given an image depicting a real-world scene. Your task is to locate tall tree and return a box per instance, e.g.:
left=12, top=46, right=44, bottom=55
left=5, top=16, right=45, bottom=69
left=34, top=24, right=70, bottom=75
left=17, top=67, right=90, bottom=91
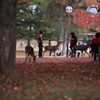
left=0, top=0, right=30, bottom=78
left=72, top=0, right=100, bottom=32
left=17, top=0, right=48, bottom=42
left=17, top=2, right=35, bottom=45
left=0, top=0, right=17, bottom=77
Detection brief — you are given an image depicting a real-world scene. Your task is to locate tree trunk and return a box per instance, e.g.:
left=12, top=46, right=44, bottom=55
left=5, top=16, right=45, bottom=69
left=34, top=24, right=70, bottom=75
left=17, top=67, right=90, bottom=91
left=59, top=5, right=64, bottom=41
left=59, top=5, right=65, bottom=55
left=64, top=13, right=71, bottom=57
left=27, top=24, right=32, bottom=45
left=62, top=0, right=73, bottom=56
left=0, top=0, right=18, bottom=78
left=98, top=44, right=100, bottom=61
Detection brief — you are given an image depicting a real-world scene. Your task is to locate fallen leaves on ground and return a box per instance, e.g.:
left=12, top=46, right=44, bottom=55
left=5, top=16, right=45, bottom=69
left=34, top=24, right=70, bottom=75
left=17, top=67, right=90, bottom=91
left=1, top=57, right=100, bottom=100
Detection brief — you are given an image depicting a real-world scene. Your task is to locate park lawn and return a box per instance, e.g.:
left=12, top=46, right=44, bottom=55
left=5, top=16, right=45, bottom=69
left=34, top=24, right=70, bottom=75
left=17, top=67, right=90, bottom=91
left=0, top=59, right=100, bottom=100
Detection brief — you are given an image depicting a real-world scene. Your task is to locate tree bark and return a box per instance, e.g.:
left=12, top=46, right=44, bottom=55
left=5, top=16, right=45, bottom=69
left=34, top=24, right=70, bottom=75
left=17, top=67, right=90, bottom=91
left=59, top=5, right=65, bottom=55
left=63, top=13, right=71, bottom=57
left=0, top=0, right=18, bottom=78
left=98, top=44, right=100, bottom=61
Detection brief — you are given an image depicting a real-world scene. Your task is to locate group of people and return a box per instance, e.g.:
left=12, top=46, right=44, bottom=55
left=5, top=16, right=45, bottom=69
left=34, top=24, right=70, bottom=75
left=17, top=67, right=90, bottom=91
left=69, top=32, right=100, bottom=60
left=37, top=30, right=100, bottom=60
left=37, top=31, right=78, bottom=57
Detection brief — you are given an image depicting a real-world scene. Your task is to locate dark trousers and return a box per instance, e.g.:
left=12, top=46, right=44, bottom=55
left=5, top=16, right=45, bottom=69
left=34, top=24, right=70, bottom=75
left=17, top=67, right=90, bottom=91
left=94, top=52, right=98, bottom=60
left=38, top=44, right=43, bottom=57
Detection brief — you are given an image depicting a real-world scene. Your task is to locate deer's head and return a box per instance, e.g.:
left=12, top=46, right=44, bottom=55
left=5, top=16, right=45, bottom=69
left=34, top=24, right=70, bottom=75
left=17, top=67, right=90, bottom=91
left=33, top=54, right=37, bottom=63
left=57, top=41, right=63, bottom=45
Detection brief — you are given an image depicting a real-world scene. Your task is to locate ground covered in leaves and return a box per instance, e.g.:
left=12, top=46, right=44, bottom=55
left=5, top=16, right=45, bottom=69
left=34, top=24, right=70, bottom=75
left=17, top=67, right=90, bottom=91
left=1, top=57, right=100, bottom=100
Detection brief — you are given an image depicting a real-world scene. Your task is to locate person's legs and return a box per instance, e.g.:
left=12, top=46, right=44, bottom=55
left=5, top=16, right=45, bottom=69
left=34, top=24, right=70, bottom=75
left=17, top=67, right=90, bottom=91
left=70, top=47, right=76, bottom=57
left=38, top=44, right=43, bottom=57
left=94, top=52, right=97, bottom=60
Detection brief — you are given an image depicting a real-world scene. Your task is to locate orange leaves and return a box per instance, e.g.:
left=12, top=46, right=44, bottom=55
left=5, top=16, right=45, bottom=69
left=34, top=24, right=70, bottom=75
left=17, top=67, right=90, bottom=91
left=17, top=0, right=30, bottom=4
left=56, top=0, right=66, bottom=5
left=71, top=9, right=100, bottom=30
left=14, top=86, right=19, bottom=90
left=79, top=0, right=100, bottom=7
left=56, top=0, right=79, bottom=5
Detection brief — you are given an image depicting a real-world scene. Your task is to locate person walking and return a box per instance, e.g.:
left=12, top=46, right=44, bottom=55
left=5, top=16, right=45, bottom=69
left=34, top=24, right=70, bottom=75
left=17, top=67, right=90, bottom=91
left=38, top=31, right=44, bottom=57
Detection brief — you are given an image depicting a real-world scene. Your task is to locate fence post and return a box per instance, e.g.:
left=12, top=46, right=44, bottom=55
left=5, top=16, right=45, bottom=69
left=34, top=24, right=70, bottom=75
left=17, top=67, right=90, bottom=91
left=98, top=44, right=100, bottom=61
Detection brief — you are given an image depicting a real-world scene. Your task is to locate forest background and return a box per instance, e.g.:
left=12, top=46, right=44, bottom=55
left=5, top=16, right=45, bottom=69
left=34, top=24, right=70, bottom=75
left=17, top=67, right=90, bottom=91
left=17, top=0, right=100, bottom=55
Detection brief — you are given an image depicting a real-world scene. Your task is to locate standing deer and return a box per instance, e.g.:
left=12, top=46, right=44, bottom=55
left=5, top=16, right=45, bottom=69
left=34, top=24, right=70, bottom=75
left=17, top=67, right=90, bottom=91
left=71, top=44, right=90, bottom=57
left=25, top=45, right=37, bottom=63
left=43, top=41, right=63, bottom=56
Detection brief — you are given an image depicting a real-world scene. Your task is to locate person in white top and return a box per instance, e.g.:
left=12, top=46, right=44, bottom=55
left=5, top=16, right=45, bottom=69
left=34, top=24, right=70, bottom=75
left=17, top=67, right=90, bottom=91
left=56, top=48, right=62, bottom=56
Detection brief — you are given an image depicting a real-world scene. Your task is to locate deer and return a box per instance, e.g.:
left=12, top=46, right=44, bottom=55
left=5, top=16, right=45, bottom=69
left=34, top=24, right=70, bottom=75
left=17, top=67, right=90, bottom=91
left=43, top=41, right=63, bottom=56
left=25, top=45, right=37, bottom=63
left=71, top=44, right=91, bottom=57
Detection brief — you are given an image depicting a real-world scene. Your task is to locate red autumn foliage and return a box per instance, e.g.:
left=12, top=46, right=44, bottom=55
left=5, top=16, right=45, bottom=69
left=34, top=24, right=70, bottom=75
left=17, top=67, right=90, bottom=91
left=56, top=0, right=78, bottom=5
left=79, top=0, right=100, bottom=7
left=56, top=0, right=66, bottom=5
left=17, top=0, right=30, bottom=4
left=71, top=9, right=100, bottom=30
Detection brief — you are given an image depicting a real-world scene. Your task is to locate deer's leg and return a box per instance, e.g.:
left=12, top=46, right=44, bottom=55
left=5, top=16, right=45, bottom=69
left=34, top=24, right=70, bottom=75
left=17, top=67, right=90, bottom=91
left=72, top=50, right=76, bottom=57
left=85, top=50, right=90, bottom=57
left=43, top=50, right=47, bottom=57
left=32, top=54, right=37, bottom=63
left=77, top=51, right=80, bottom=57
left=29, top=56, right=32, bottom=63
left=33, top=56, right=36, bottom=63
left=53, top=51, right=55, bottom=57
left=25, top=52, right=28, bottom=62
left=74, top=51, right=76, bottom=57
left=49, top=51, right=52, bottom=56
left=81, top=51, right=83, bottom=57
left=44, top=50, right=47, bottom=53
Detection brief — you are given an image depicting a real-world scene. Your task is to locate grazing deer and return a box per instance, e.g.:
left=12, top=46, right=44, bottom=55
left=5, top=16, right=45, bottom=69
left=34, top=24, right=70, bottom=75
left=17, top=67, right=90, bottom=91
left=43, top=41, right=63, bottom=56
left=25, top=45, right=37, bottom=63
left=71, top=44, right=90, bottom=57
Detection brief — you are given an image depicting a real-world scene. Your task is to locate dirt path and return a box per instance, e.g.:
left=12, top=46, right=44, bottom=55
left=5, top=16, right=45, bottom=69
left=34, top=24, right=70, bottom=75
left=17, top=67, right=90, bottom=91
left=16, top=51, right=94, bottom=64
left=16, top=51, right=66, bottom=58
left=16, top=51, right=50, bottom=58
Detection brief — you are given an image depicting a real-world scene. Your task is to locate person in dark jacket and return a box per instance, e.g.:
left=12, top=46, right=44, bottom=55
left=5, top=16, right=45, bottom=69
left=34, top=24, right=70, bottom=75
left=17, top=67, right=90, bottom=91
left=70, top=32, right=77, bottom=50
left=69, top=32, right=77, bottom=57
